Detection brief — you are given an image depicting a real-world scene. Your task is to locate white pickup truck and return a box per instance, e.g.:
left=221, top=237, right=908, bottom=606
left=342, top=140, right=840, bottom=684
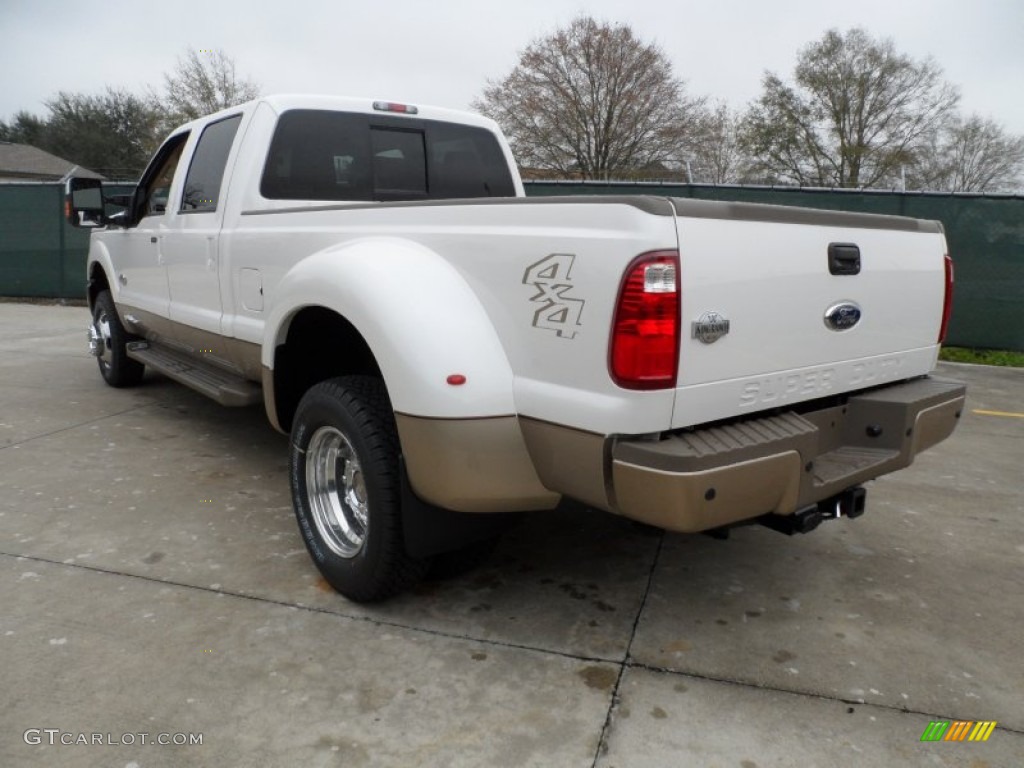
left=66, top=95, right=965, bottom=601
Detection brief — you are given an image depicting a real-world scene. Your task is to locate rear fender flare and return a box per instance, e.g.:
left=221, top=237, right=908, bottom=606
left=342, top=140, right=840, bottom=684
left=264, top=237, right=515, bottom=418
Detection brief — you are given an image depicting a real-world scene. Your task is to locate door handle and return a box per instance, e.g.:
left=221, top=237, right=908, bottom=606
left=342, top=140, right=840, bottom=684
left=828, top=243, right=861, bottom=275
left=150, top=236, right=157, bottom=243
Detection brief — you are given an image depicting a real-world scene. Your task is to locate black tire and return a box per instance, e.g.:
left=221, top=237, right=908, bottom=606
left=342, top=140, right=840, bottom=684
left=289, top=376, right=428, bottom=602
left=92, top=290, right=145, bottom=387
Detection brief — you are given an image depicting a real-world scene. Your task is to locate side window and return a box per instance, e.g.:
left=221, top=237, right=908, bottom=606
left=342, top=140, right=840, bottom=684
left=261, top=110, right=371, bottom=201
left=139, top=134, right=189, bottom=219
left=180, top=115, right=242, bottom=212
left=370, top=128, right=426, bottom=200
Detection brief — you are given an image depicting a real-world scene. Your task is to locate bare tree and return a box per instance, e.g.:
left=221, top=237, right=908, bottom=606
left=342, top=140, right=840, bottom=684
left=741, top=28, right=960, bottom=188
left=160, top=47, right=260, bottom=125
left=910, top=115, right=1024, bottom=192
left=473, top=16, right=705, bottom=179
left=687, top=101, right=748, bottom=184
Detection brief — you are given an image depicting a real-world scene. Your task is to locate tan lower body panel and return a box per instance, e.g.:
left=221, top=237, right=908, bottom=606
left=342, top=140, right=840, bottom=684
left=605, top=376, right=966, bottom=533
left=912, top=396, right=964, bottom=455
left=262, top=366, right=283, bottom=433
left=395, top=414, right=560, bottom=513
left=613, top=451, right=803, bottom=532
left=518, top=417, right=610, bottom=511
left=114, top=305, right=262, bottom=380
left=517, top=376, right=965, bottom=534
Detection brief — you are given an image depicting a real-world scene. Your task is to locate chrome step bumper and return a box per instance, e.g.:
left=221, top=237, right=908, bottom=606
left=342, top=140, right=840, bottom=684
left=609, top=376, right=967, bottom=533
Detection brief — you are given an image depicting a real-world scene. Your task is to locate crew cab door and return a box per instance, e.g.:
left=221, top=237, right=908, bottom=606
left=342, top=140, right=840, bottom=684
left=106, top=133, right=189, bottom=319
left=161, top=114, right=244, bottom=336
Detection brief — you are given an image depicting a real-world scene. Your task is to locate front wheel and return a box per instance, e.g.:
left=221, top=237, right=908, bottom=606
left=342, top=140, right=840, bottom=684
left=289, top=376, right=428, bottom=602
left=91, top=290, right=144, bottom=387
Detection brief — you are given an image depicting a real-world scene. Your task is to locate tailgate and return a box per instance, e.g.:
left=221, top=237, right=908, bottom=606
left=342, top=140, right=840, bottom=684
left=670, top=199, right=947, bottom=429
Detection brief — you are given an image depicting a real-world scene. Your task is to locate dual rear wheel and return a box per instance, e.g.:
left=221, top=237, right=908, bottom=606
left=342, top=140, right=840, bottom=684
left=290, top=376, right=501, bottom=602
left=289, top=376, right=431, bottom=602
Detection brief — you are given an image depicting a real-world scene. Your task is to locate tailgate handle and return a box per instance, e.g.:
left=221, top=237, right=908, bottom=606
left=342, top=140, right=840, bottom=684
left=828, top=243, right=861, bottom=275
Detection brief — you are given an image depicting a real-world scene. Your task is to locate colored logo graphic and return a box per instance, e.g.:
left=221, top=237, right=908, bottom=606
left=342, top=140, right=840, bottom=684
left=920, top=720, right=997, bottom=742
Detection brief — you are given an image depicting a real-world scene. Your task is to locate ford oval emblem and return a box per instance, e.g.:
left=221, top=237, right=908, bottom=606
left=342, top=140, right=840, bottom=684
left=824, top=302, right=862, bottom=331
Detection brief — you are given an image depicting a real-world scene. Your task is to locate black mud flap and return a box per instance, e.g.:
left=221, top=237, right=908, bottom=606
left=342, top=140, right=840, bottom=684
left=399, top=456, right=519, bottom=558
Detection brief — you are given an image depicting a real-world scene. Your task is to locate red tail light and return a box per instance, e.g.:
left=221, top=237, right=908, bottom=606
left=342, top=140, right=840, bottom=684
left=939, top=254, right=954, bottom=344
left=610, top=250, right=680, bottom=389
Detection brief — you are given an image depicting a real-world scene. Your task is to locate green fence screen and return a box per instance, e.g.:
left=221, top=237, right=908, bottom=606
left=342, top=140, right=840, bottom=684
left=1, top=181, right=1021, bottom=350
left=0, top=183, right=86, bottom=298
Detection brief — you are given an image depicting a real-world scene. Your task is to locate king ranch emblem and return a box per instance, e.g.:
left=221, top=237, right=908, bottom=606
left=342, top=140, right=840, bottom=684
left=692, top=311, right=730, bottom=344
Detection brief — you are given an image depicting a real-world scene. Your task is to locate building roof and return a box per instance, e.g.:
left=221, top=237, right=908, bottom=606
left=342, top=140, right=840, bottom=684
left=0, top=142, right=104, bottom=181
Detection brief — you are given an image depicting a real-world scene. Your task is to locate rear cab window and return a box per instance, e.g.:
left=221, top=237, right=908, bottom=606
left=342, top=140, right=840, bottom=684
left=371, top=128, right=427, bottom=200
left=260, top=109, right=515, bottom=202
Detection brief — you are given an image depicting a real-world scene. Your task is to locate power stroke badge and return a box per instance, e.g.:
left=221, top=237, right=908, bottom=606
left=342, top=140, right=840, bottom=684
left=523, top=254, right=585, bottom=339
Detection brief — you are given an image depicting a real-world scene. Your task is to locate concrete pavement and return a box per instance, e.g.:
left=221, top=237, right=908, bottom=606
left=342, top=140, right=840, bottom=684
left=1, top=303, right=1021, bottom=767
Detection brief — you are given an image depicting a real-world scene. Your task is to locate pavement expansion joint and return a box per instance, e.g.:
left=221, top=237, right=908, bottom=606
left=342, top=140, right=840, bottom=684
left=0, top=404, right=151, bottom=451
left=0, top=549, right=622, bottom=667
left=591, top=530, right=666, bottom=767
left=624, top=659, right=1024, bottom=736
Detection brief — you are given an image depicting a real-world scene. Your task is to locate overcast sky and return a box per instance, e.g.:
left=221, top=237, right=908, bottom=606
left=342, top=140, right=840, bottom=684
left=2, top=0, right=1021, bottom=134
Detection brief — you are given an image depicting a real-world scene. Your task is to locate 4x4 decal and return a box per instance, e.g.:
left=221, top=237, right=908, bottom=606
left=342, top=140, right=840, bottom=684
left=522, top=254, right=584, bottom=339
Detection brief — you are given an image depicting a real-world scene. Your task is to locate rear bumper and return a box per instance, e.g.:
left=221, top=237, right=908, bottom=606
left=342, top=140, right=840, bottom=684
left=607, top=376, right=965, bottom=532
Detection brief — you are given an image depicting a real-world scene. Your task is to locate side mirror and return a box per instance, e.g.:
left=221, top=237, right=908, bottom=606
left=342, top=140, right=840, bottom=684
left=65, top=177, right=107, bottom=228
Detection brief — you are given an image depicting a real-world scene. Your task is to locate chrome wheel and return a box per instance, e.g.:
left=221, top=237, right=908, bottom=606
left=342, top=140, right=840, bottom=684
left=306, top=425, right=368, bottom=558
left=291, top=376, right=428, bottom=601
left=93, top=310, right=114, bottom=371
left=90, top=290, right=145, bottom=388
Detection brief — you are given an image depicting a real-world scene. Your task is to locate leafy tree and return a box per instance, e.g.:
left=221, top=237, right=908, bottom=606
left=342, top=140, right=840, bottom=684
left=159, top=47, right=260, bottom=125
left=741, top=28, right=960, bottom=188
left=910, top=115, right=1024, bottom=192
left=0, top=111, right=48, bottom=147
left=43, top=89, right=163, bottom=177
left=0, top=47, right=259, bottom=178
left=1, top=89, right=161, bottom=178
left=473, top=16, right=705, bottom=179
